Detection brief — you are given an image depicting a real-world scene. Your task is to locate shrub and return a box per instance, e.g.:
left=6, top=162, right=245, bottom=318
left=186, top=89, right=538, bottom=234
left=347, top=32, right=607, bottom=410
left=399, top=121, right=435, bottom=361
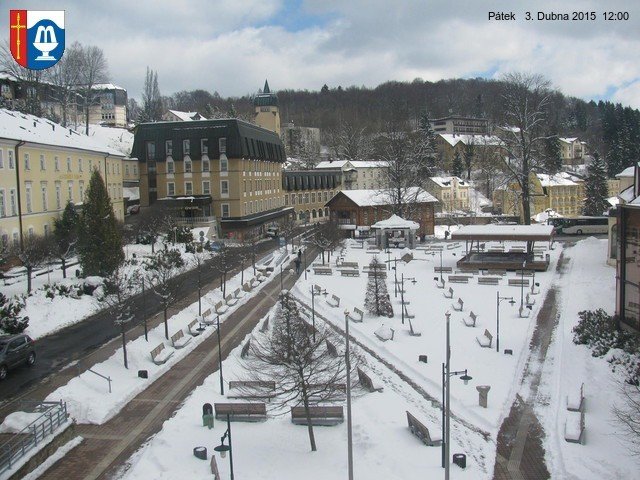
left=0, top=293, right=29, bottom=334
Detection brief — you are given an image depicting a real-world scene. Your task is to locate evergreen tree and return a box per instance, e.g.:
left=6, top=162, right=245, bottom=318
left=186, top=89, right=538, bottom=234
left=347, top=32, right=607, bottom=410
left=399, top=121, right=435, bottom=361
left=583, top=153, right=611, bottom=216
left=364, top=257, right=393, bottom=317
left=463, top=141, right=474, bottom=179
left=417, top=113, right=439, bottom=176
left=53, top=201, right=79, bottom=278
left=452, top=150, right=464, bottom=178
left=78, top=170, right=124, bottom=276
left=543, top=133, right=562, bottom=174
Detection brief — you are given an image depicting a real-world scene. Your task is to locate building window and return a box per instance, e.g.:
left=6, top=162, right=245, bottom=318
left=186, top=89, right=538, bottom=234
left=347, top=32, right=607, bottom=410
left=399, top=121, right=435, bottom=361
left=185, top=182, right=193, bottom=195
left=67, top=157, right=71, bottom=172
left=78, top=158, right=82, bottom=172
left=133, top=165, right=138, bottom=175
left=0, top=190, right=5, bottom=217
left=55, top=182, right=61, bottom=209
left=12, top=232, right=18, bottom=248
left=68, top=181, right=73, bottom=202
left=125, top=164, right=130, bottom=176
left=220, top=156, right=228, bottom=173
left=54, top=156, right=59, bottom=171
left=183, top=139, right=190, bottom=155
left=146, top=141, right=156, bottom=160
left=184, top=158, right=192, bottom=173
left=285, top=195, right=289, bottom=206
left=201, top=138, right=209, bottom=154
left=0, top=150, right=3, bottom=169
left=24, top=153, right=30, bottom=170
left=221, top=203, right=230, bottom=218
left=167, top=182, right=175, bottom=196
left=41, top=183, right=47, bottom=211
left=25, top=182, right=32, bottom=213
left=40, top=154, right=45, bottom=170
left=202, top=181, right=210, bottom=195
left=219, top=137, right=226, bottom=154
left=221, top=180, right=229, bottom=196
left=304, top=193, right=309, bottom=204
left=79, top=181, right=84, bottom=201
left=44, top=224, right=49, bottom=237
left=291, top=194, right=296, bottom=205
left=167, top=159, right=175, bottom=174
left=166, top=140, right=173, bottom=156
left=202, top=158, right=210, bottom=172
left=8, top=150, right=14, bottom=169
left=9, top=189, right=16, bottom=215
left=311, top=192, right=316, bottom=203
left=243, top=203, right=247, bottom=215
left=88, top=159, right=93, bottom=171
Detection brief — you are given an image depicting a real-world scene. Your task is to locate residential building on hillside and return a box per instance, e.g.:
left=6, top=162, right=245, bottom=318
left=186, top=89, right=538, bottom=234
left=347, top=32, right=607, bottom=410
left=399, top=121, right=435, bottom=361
left=325, top=187, right=437, bottom=237
left=132, top=118, right=290, bottom=240
left=559, top=137, right=588, bottom=166
left=254, top=80, right=280, bottom=136
left=434, top=133, right=503, bottom=168
left=430, top=116, right=489, bottom=135
left=0, top=109, right=125, bottom=250
left=425, top=176, right=470, bottom=212
left=607, top=166, right=636, bottom=265
left=283, top=169, right=341, bottom=224
left=163, top=110, right=207, bottom=122
left=315, top=159, right=387, bottom=190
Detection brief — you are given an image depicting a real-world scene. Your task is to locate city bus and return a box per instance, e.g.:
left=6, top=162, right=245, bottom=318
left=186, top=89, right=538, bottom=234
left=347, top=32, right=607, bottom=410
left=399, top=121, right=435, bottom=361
left=547, top=216, right=608, bottom=235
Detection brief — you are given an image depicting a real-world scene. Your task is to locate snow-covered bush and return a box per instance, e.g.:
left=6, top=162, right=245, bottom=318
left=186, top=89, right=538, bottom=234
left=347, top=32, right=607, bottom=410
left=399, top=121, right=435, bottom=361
left=0, top=292, right=29, bottom=334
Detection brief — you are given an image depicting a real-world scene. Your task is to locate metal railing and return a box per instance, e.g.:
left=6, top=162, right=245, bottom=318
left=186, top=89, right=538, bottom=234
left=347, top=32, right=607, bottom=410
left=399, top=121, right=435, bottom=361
left=0, top=400, right=69, bottom=475
left=175, top=216, right=217, bottom=226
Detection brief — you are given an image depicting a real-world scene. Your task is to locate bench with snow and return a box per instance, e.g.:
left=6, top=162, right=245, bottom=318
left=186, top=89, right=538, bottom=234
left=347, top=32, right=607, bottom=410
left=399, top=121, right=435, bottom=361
left=256, top=273, right=266, bottom=283
left=526, top=293, right=536, bottom=306
left=357, top=367, right=384, bottom=393
left=519, top=305, right=531, bottom=318
left=446, top=243, right=460, bottom=250
left=325, top=294, right=341, bottom=308
left=234, top=287, right=246, bottom=299
left=448, top=276, right=470, bottom=284
left=444, top=287, right=454, bottom=299
left=403, top=305, right=415, bottom=319
left=374, top=325, right=395, bottom=342
left=171, top=329, right=192, bottom=349
left=406, top=411, right=442, bottom=446
left=567, top=383, right=585, bottom=412
left=291, top=406, right=344, bottom=426
left=188, top=319, right=203, bottom=336
left=348, top=307, right=364, bottom=323
left=408, top=318, right=421, bottom=337
left=340, top=269, right=360, bottom=277
left=508, top=247, right=525, bottom=253
left=240, top=339, right=251, bottom=358
left=214, top=402, right=267, bottom=422
left=225, top=294, right=238, bottom=307
left=508, top=278, right=529, bottom=287
left=476, top=329, right=493, bottom=348
left=428, top=245, right=444, bottom=251
left=215, top=300, right=229, bottom=315
left=484, top=269, right=506, bottom=276
left=151, top=343, right=174, bottom=365
left=564, top=410, right=585, bottom=444
left=478, top=276, right=500, bottom=285
left=463, top=311, right=479, bottom=327
left=452, top=298, right=464, bottom=312
left=242, top=281, right=253, bottom=292
left=458, top=267, right=479, bottom=274
left=434, top=266, right=453, bottom=273
left=201, top=308, right=216, bottom=326
left=249, top=277, right=260, bottom=289
left=260, top=316, right=270, bottom=332
left=227, top=381, right=276, bottom=401
left=435, top=278, right=445, bottom=289
left=313, top=267, right=333, bottom=275
left=367, top=270, right=387, bottom=278
left=340, top=261, right=359, bottom=269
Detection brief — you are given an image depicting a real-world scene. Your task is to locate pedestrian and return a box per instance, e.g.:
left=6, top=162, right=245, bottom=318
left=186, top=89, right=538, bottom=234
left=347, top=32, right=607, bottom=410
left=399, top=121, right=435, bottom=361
left=297, top=249, right=302, bottom=260
left=294, top=257, right=301, bottom=274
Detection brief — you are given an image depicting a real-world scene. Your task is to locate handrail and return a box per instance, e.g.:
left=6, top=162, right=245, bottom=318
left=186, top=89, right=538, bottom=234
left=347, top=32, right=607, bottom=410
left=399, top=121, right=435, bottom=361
left=87, top=368, right=112, bottom=393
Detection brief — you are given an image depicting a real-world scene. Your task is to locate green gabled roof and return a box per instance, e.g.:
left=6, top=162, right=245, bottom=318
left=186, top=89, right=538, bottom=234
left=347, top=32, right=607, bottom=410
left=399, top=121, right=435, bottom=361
left=254, top=79, right=278, bottom=107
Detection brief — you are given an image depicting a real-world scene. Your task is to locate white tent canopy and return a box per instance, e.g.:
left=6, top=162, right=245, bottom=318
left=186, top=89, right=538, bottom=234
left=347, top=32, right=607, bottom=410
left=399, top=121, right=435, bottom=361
left=371, top=214, right=419, bottom=230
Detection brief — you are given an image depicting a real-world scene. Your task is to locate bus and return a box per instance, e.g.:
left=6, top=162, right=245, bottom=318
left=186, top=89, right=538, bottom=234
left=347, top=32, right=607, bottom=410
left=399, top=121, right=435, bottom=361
left=547, top=216, right=608, bottom=235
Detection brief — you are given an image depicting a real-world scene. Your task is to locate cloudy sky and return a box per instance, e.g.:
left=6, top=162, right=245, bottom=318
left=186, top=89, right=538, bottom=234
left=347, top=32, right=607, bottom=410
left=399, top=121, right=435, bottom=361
left=4, top=0, right=640, bottom=107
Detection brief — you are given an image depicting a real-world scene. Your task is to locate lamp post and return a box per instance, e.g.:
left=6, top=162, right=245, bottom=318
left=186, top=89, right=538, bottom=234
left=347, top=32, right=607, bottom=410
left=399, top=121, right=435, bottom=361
left=214, top=414, right=234, bottom=479
left=431, top=250, right=444, bottom=283
left=304, top=247, right=308, bottom=280
left=216, top=315, right=224, bottom=395
left=343, top=309, right=354, bottom=480
left=391, top=258, right=399, bottom=298
left=399, top=273, right=416, bottom=325
left=520, top=260, right=526, bottom=309
left=386, top=248, right=391, bottom=271
left=496, top=292, right=515, bottom=353
left=141, top=276, right=148, bottom=342
left=310, top=285, right=327, bottom=342
left=280, top=263, right=284, bottom=291
left=441, top=311, right=472, bottom=477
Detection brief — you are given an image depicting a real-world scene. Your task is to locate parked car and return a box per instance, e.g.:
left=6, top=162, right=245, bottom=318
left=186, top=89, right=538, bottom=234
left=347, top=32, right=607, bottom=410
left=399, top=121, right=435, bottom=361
left=0, top=334, right=36, bottom=380
left=127, top=204, right=140, bottom=215
left=266, top=227, right=279, bottom=238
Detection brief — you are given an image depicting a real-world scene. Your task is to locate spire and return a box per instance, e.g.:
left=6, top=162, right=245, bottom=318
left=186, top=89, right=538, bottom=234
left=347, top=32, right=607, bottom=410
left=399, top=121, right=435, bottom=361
left=263, top=79, right=270, bottom=94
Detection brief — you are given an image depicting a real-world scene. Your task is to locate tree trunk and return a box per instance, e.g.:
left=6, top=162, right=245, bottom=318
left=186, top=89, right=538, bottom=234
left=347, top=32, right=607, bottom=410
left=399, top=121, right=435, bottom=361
left=240, top=260, right=245, bottom=284
left=61, top=258, right=67, bottom=278
left=163, top=307, right=169, bottom=339
left=223, top=271, right=227, bottom=297
left=121, top=326, right=128, bottom=369
left=302, top=393, right=317, bottom=451
left=26, top=266, right=32, bottom=294
left=521, top=170, right=531, bottom=225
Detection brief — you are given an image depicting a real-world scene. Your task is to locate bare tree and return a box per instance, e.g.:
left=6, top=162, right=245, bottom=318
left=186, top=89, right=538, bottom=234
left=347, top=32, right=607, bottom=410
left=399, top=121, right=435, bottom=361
left=136, top=203, right=171, bottom=253
left=0, top=41, right=44, bottom=116
left=45, top=42, right=82, bottom=126
left=100, top=264, right=135, bottom=368
left=308, top=222, right=341, bottom=264
left=78, top=45, right=109, bottom=135
left=325, top=122, right=372, bottom=161
left=144, top=249, right=185, bottom=339
left=613, top=379, right=640, bottom=456
left=14, top=235, right=50, bottom=294
left=497, top=73, right=554, bottom=224
left=140, top=67, right=164, bottom=122
left=243, top=291, right=356, bottom=451
left=213, top=246, right=234, bottom=298
left=279, top=214, right=298, bottom=250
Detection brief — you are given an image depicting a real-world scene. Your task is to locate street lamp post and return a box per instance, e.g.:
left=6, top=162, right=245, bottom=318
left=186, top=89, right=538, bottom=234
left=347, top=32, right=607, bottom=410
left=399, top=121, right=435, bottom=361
left=399, top=273, right=416, bottom=325
left=216, top=315, right=224, bottom=395
left=310, top=285, right=326, bottom=342
left=141, top=276, right=148, bottom=342
left=304, top=247, right=308, bottom=280
left=520, top=261, right=526, bottom=309
left=214, top=414, right=234, bottom=479
left=343, top=309, right=354, bottom=480
left=431, top=250, right=444, bottom=283
left=280, top=263, right=284, bottom=291
left=496, top=292, right=515, bottom=353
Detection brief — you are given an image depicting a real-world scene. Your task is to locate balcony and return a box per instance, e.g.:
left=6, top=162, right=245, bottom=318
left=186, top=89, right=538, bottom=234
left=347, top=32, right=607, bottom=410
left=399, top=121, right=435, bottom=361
left=175, top=215, right=217, bottom=227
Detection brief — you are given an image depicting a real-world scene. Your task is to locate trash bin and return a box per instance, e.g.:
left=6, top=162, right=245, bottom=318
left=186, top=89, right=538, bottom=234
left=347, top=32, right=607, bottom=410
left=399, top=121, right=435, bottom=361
left=138, top=370, right=148, bottom=379
left=418, top=355, right=428, bottom=363
left=453, top=453, right=466, bottom=469
left=193, top=446, right=207, bottom=460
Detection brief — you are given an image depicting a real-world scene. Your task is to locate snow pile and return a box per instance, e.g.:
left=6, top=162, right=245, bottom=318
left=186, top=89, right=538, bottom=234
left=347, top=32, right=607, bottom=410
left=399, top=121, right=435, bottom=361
left=0, top=411, right=43, bottom=433
left=532, top=209, right=561, bottom=224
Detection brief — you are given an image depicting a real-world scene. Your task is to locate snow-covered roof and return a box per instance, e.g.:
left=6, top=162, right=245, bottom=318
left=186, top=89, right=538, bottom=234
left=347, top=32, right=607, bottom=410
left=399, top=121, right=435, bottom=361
left=337, top=187, right=437, bottom=207
left=166, top=110, right=204, bottom=121
left=438, top=134, right=502, bottom=147
left=616, top=166, right=635, bottom=178
left=315, top=160, right=388, bottom=169
left=316, top=160, right=350, bottom=169
left=0, top=109, right=125, bottom=156
left=608, top=196, right=620, bottom=207
left=452, top=224, right=554, bottom=241
left=92, top=83, right=126, bottom=91
left=371, top=214, right=419, bottom=230
left=559, top=137, right=579, bottom=144
left=123, top=187, right=139, bottom=201
left=537, top=173, right=578, bottom=187
left=430, top=176, right=468, bottom=187
left=84, top=124, right=134, bottom=157
left=620, top=185, right=635, bottom=203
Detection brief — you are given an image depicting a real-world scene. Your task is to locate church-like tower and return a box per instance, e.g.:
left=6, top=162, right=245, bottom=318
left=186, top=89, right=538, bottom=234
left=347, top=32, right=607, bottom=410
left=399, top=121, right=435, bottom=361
left=253, top=79, right=280, bottom=135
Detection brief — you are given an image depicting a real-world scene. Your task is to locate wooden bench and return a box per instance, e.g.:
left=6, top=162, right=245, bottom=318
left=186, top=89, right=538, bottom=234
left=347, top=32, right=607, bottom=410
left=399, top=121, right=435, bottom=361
left=357, top=367, right=383, bottom=392
left=326, top=294, right=341, bottom=308
left=458, top=267, right=479, bottom=275
left=234, top=287, right=246, bottom=299
left=448, top=275, right=470, bottom=284
left=443, top=287, right=454, bottom=299
left=408, top=318, right=421, bottom=337
left=452, top=298, right=464, bottom=311
left=340, top=261, right=359, bottom=269
left=485, top=269, right=506, bottom=276
left=201, top=308, right=216, bottom=326
left=291, top=406, right=344, bottom=426
left=348, top=307, right=364, bottom=323
left=476, top=329, right=493, bottom=348
left=242, top=281, right=252, bottom=292
left=340, top=269, right=360, bottom=277
left=519, top=305, right=531, bottom=318
left=240, top=339, right=251, bottom=358
left=215, top=300, right=229, bottom=315
left=508, top=279, right=529, bottom=287
left=403, top=305, right=415, bottom=319
left=367, top=271, right=387, bottom=278
left=227, top=381, right=276, bottom=401
left=446, top=243, right=459, bottom=250
left=526, top=293, right=536, bottom=306
left=435, top=278, right=445, bottom=289
left=250, top=277, right=260, bottom=288
left=434, top=266, right=453, bottom=273
left=463, top=311, right=478, bottom=327
left=225, top=294, right=238, bottom=307
left=214, top=402, right=267, bottom=422
left=188, top=319, right=203, bottom=336
left=151, top=343, right=174, bottom=365
left=406, top=411, right=442, bottom=446
left=171, top=329, right=191, bottom=349
left=566, top=383, right=585, bottom=412
left=313, top=267, right=333, bottom=275
left=256, top=273, right=266, bottom=283
left=564, top=410, right=585, bottom=444
left=478, top=276, right=500, bottom=285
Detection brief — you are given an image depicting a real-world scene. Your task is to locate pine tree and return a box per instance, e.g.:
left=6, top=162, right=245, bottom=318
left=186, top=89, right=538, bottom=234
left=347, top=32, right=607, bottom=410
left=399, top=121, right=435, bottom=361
left=543, top=133, right=562, bottom=174
left=583, top=153, right=611, bottom=216
left=452, top=150, right=464, bottom=178
left=53, top=201, right=79, bottom=278
left=364, top=257, right=393, bottom=317
left=417, top=113, right=439, bottom=176
left=463, top=142, right=474, bottom=179
left=78, top=170, right=124, bottom=276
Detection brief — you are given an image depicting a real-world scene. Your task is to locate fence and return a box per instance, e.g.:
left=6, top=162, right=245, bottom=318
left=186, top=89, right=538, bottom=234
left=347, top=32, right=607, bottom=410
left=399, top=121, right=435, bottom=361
left=0, top=400, right=69, bottom=476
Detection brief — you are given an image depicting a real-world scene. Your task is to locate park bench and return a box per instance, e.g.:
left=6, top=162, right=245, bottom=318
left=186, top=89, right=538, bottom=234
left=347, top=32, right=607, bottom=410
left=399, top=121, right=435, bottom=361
left=508, top=278, right=530, bottom=287
left=151, top=343, right=174, bottom=365
left=526, top=293, right=536, bottom=306
left=215, top=300, right=229, bottom=315
left=435, top=278, right=445, bottom=289
left=485, top=269, right=506, bottom=276
left=463, top=311, right=478, bottom=327
left=357, top=367, right=384, bottom=392
left=488, top=246, right=504, bottom=252
left=367, top=270, right=387, bottom=278
left=519, top=305, right=531, bottom=318
left=566, top=383, right=585, bottom=412
left=313, top=284, right=323, bottom=295
left=325, top=339, right=338, bottom=357
left=348, top=307, right=364, bottom=323
left=476, top=329, right=493, bottom=348
left=260, top=316, right=270, bottom=332
left=564, top=410, right=585, bottom=444
left=452, top=297, right=464, bottom=311
left=434, top=266, right=453, bottom=273
left=408, top=318, right=421, bottom=337
left=249, top=277, right=260, bottom=289
left=242, top=281, right=252, bottom=292
left=214, top=402, right=267, bottom=422
left=446, top=243, right=460, bottom=250
left=508, top=247, right=525, bottom=253
left=201, top=309, right=216, bottom=326
left=519, top=270, right=534, bottom=277
left=234, top=287, right=246, bottom=299
left=340, top=261, right=359, bottom=269
left=406, top=411, right=442, bottom=446
left=375, top=326, right=395, bottom=342
left=256, top=273, right=266, bottom=283
left=326, top=294, right=341, bottom=308
left=313, top=267, right=333, bottom=275
left=240, top=339, right=251, bottom=358
left=429, top=245, right=444, bottom=251
left=227, top=381, right=276, bottom=401
left=444, top=287, right=454, bottom=299
left=171, top=329, right=191, bottom=349
left=403, top=305, right=415, bottom=319
left=448, top=275, right=470, bottom=284
left=458, top=267, right=479, bottom=274
left=225, top=294, right=238, bottom=307
left=340, top=269, right=360, bottom=277
left=291, top=406, right=344, bottom=426
left=188, top=318, right=204, bottom=336
left=478, top=276, right=500, bottom=285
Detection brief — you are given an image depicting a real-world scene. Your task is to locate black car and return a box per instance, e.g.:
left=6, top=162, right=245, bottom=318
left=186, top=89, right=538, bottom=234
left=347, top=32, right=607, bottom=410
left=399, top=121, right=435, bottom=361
left=0, top=334, right=36, bottom=380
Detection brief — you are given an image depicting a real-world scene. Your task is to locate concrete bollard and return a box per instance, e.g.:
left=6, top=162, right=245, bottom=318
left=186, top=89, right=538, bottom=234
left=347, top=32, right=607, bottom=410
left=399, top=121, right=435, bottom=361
left=476, top=385, right=491, bottom=408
